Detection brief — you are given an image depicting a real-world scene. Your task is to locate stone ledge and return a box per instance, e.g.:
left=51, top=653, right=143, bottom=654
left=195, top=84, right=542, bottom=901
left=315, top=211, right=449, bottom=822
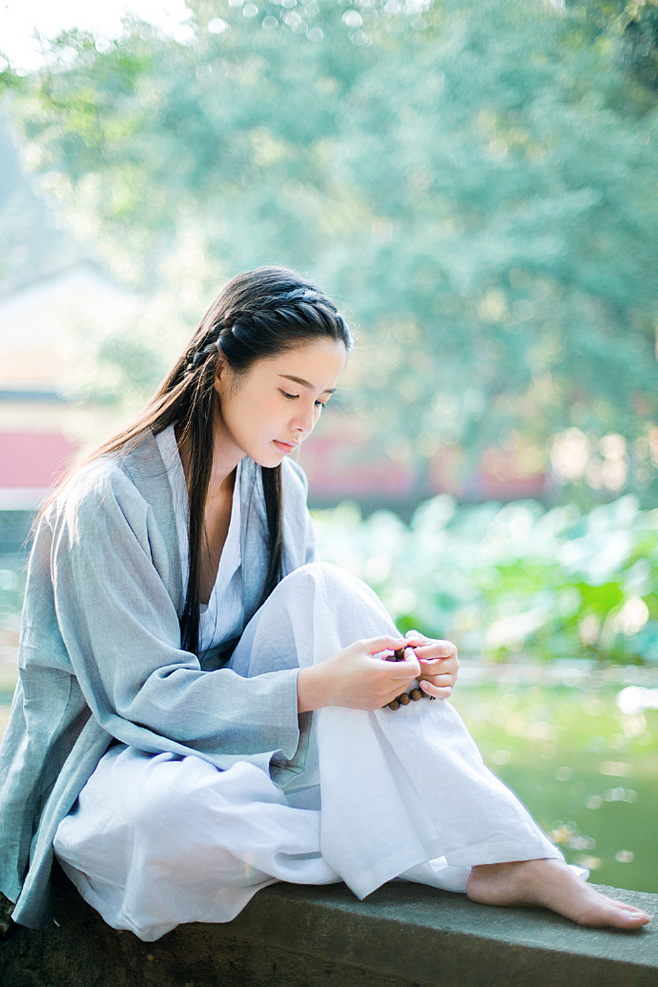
left=1, top=876, right=656, bottom=987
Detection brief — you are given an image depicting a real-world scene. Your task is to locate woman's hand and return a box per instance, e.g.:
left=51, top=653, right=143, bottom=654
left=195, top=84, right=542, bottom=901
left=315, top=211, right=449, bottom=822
left=297, top=636, right=421, bottom=713
left=403, top=629, right=459, bottom=700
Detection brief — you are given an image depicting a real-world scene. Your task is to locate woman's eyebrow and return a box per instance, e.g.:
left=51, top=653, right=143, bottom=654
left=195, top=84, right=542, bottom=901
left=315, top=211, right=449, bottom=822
left=279, top=374, right=336, bottom=395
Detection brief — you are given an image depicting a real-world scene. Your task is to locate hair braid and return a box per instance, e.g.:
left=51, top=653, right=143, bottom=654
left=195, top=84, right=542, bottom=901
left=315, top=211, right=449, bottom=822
left=34, top=266, right=353, bottom=660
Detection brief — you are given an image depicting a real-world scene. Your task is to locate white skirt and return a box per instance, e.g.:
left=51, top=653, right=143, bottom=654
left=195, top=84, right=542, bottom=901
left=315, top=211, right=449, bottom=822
left=54, top=562, right=566, bottom=942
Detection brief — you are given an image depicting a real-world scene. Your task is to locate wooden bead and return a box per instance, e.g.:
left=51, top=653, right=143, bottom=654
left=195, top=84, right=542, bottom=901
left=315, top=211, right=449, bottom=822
left=398, top=692, right=411, bottom=705
left=387, top=699, right=400, bottom=711
left=393, top=648, right=405, bottom=661
left=409, top=688, right=423, bottom=701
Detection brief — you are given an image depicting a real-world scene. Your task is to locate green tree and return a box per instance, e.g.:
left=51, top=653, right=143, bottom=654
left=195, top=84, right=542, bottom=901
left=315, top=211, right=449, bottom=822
left=6, top=0, right=658, bottom=503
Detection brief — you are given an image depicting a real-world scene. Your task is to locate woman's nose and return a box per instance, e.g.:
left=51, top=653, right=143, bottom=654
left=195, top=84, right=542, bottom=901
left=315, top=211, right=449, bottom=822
left=291, top=403, right=315, bottom=434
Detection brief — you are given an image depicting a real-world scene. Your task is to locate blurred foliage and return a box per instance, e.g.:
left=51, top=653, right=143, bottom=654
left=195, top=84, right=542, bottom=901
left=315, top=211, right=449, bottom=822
left=567, top=0, right=658, bottom=93
left=2, top=0, right=657, bottom=503
left=0, top=121, right=80, bottom=289
left=313, top=492, right=658, bottom=663
left=0, top=51, right=23, bottom=96
left=0, top=564, right=23, bottom=620
left=4, top=491, right=656, bottom=665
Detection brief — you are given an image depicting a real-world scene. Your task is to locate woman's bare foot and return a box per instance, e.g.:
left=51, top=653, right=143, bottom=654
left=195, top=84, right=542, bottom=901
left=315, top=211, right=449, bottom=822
left=466, top=858, right=651, bottom=930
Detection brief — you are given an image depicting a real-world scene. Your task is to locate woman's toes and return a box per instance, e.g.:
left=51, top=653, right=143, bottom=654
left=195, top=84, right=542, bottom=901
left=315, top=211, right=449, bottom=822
left=605, top=905, right=651, bottom=929
left=570, top=890, right=650, bottom=929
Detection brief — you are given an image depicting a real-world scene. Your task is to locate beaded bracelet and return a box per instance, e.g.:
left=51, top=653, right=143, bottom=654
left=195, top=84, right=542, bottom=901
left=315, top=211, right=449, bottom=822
left=382, top=648, right=436, bottom=711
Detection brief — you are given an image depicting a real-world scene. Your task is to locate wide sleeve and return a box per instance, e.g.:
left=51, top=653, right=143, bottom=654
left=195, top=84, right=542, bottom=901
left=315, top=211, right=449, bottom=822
left=49, top=471, right=302, bottom=762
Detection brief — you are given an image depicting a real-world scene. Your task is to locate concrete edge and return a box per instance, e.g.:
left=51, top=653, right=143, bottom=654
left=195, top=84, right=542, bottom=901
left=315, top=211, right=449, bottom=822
left=2, top=878, right=657, bottom=987
left=208, top=880, right=658, bottom=984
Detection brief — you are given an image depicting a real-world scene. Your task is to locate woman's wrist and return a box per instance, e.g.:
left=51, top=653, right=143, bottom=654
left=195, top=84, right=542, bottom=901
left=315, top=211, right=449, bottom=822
left=297, top=664, right=330, bottom=713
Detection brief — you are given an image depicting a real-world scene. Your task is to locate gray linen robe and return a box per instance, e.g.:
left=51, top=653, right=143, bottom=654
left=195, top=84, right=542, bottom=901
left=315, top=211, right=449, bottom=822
left=0, top=428, right=315, bottom=928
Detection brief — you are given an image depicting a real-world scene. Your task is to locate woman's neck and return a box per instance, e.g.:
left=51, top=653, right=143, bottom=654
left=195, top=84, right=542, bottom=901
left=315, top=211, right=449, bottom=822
left=175, top=412, right=241, bottom=498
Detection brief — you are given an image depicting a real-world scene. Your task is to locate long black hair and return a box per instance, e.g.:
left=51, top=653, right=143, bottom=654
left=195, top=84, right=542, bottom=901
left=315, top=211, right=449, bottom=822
left=36, top=266, right=352, bottom=657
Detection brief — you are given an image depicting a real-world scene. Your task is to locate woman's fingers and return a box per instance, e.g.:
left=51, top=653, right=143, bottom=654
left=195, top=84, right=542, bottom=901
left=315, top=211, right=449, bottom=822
left=405, top=630, right=458, bottom=663
left=418, top=655, right=459, bottom=675
left=381, top=651, right=421, bottom=681
left=419, top=679, right=453, bottom=699
left=362, top=635, right=409, bottom=656
left=418, top=658, right=459, bottom=692
left=399, top=631, right=459, bottom=700
left=415, top=640, right=458, bottom=661
left=418, top=662, right=457, bottom=678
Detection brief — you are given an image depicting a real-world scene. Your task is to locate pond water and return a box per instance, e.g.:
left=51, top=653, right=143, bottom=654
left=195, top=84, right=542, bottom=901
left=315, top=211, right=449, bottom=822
left=450, top=675, right=658, bottom=894
left=0, top=663, right=656, bottom=894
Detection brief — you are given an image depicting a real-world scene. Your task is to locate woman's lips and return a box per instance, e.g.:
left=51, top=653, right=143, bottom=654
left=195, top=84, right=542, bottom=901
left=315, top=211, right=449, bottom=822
left=273, top=440, right=296, bottom=453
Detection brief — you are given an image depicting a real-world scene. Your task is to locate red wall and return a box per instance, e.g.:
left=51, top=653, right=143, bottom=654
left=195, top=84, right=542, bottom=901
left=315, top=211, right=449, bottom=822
left=0, top=433, right=78, bottom=489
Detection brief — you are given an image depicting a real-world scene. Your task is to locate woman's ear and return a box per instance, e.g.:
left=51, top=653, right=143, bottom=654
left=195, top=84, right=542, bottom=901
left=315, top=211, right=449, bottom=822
left=213, top=359, right=228, bottom=396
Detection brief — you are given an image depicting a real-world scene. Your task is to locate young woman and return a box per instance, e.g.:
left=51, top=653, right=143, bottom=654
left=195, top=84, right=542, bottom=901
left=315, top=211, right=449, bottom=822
left=0, top=267, right=650, bottom=941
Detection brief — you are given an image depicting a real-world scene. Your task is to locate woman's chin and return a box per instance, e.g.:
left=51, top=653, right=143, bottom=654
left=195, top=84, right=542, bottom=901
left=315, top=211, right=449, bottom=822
left=253, top=449, right=289, bottom=469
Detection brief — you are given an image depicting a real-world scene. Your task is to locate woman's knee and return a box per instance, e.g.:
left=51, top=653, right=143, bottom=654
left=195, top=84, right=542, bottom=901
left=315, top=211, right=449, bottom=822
left=271, top=562, right=394, bottom=636
left=121, top=754, right=213, bottom=845
left=279, top=561, right=366, bottom=599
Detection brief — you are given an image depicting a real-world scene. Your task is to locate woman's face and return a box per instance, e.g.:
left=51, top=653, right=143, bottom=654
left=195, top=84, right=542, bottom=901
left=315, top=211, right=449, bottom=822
left=213, top=337, right=347, bottom=468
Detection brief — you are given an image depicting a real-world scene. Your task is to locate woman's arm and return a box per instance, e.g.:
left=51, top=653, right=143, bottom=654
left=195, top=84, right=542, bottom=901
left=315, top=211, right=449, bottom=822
left=47, top=472, right=301, bottom=761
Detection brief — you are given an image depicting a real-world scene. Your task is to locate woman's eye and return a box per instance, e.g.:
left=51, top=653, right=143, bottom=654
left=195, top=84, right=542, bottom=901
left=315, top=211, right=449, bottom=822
left=315, top=400, right=326, bottom=409
left=281, top=390, right=299, bottom=400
